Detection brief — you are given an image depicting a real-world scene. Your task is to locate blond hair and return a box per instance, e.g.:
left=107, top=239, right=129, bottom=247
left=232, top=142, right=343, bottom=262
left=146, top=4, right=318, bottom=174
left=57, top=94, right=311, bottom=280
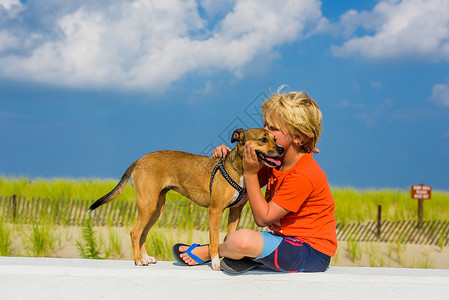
left=261, top=86, right=322, bottom=153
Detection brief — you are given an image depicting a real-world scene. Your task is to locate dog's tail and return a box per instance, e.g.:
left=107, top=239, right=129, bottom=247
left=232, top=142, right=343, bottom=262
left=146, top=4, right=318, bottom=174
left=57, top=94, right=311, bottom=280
left=88, top=161, right=138, bottom=212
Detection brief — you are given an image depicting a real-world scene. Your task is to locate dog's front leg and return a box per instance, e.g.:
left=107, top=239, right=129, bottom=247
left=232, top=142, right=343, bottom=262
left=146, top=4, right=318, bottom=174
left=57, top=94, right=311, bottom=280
left=208, top=206, right=222, bottom=270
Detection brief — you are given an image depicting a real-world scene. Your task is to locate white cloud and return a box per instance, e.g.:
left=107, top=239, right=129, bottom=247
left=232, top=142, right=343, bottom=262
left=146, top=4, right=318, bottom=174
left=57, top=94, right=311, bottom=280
left=331, top=0, right=449, bottom=61
left=0, top=0, right=25, bottom=18
left=429, top=80, right=449, bottom=107
left=0, top=31, right=19, bottom=51
left=0, top=0, right=325, bottom=92
left=0, top=0, right=21, bottom=10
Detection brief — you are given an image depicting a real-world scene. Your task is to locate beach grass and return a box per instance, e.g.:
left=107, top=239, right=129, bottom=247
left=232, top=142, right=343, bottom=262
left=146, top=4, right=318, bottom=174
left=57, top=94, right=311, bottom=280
left=1, top=177, right=448, bottom=223
left=0, top=177, right=136, bottom=203
left=107, top=228, right=123, bottom=259
left=24, top=222, right=56, bottom=257
left=331, top=187, right=449, bottom=222
left=0, top=221, right=13, bottom=256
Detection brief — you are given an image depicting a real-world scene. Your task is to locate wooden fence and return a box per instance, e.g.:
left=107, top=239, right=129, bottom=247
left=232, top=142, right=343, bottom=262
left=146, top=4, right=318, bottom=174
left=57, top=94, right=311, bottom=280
left=0, top=195, right=258, bottom=231
left=1, top=195, right=448, bottom=246
left=337, top=220, right=449, bottom=246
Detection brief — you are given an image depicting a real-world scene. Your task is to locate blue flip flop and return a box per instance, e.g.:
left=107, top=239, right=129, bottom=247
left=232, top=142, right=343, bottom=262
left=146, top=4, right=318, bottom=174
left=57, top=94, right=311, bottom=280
left=172, top=243, right=210, bottom=265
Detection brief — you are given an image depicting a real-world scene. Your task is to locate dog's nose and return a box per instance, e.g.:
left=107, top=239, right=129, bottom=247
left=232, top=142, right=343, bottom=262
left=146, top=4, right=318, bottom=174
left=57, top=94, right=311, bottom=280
left=276, top=145, right=284, bottom=155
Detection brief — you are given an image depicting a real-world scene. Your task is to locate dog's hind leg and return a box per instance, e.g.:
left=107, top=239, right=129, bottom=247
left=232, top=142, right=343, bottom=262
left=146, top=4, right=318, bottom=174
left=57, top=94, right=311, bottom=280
left=130, top=187, right=160, bottom=266
left=226, top=205, right=244, bottom=237
left=138, top=189, right=167, bottom=265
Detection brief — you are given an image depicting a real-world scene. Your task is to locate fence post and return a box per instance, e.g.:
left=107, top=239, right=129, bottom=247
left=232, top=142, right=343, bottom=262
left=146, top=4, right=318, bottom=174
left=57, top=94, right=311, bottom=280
left=418, top=198, right=424, bottom=229
left=377, top=205, right=382, bottom=238
left=12, top=194, right=17, bottom=221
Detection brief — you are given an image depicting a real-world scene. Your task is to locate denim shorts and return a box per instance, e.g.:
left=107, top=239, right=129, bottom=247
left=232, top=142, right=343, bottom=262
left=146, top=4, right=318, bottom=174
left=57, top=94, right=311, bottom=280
left=254, top=231, right=330, bottom=273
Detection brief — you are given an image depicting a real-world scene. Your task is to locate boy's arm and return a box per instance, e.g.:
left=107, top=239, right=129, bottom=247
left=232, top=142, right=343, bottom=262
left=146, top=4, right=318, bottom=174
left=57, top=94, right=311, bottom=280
left=243, top=142, right=288, bottom=227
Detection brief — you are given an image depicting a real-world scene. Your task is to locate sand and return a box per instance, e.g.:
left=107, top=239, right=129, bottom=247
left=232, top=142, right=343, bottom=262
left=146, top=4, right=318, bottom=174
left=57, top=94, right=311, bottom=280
left=4, top=225, right=449, bottom=269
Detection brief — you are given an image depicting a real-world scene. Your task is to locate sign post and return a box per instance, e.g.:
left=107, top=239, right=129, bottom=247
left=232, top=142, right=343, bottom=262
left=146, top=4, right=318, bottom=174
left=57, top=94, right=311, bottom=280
left=411, top=184, right=431, bottom=227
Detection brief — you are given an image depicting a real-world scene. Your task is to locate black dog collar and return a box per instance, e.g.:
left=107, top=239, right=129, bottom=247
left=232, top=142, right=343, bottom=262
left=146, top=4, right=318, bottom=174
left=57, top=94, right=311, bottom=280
left=209, top=157, right=247, bottom=208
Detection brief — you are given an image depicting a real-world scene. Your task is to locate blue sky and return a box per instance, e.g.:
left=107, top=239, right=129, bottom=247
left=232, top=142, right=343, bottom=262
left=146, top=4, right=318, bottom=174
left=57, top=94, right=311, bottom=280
left=1, top=0, right=448, bottom=190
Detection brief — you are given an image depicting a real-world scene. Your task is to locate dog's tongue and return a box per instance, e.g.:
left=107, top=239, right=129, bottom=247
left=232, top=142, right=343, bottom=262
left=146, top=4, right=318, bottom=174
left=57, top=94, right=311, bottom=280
left=267, top=156, right=281, bottom=167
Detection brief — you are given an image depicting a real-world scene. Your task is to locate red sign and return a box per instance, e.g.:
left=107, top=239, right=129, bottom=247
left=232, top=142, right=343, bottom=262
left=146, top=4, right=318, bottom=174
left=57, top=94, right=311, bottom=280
left=411, top=184, right=432, bottom=199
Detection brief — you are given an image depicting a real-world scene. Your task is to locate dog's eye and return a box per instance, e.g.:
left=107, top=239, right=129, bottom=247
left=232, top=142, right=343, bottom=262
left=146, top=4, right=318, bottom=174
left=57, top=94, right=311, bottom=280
left=259, top=138, right=268, bottom=143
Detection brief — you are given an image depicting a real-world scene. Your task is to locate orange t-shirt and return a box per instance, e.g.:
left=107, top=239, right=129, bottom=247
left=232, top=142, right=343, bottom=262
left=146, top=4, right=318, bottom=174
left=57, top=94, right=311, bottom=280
left=262, top=152, right=337, bottom=257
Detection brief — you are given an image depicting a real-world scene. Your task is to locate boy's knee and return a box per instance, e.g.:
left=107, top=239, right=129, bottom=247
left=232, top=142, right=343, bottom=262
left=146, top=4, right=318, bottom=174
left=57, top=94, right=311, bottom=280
left=227, top=229, right=255, bottom=253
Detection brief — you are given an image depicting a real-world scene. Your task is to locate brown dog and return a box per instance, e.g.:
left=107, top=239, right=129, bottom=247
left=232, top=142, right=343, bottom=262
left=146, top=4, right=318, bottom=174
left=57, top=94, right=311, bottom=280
left=89, top=128, right=283, bottom=270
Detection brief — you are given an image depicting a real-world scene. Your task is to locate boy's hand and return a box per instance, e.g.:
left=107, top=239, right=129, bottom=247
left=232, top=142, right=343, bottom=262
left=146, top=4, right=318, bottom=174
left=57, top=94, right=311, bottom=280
left=212, top=145, right=231, bottom=158
left=243, top=142, right=263, bottom=175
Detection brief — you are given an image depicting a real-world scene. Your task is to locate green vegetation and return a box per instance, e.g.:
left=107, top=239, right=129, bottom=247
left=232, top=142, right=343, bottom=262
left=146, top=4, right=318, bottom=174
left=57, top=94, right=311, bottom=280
left=347, top=235, right=362, bottom=262
left=331, top=187, right=449, bottom=223
left=1, top=177, right=448, bottom=223
left=0, top=177, right=136, bottom=202
left=76, top=216, right=102, bottom=259
left=107, top=228, right=123, bottom=259
left=145, top=228, right=176, bottom=261
left=367, top=243, right=385, bottom=267
left=0, top=176, right=447, bottom=268
left=25, top=223, right=56, bottom=257
left=0, top=221, right=13, bottom=256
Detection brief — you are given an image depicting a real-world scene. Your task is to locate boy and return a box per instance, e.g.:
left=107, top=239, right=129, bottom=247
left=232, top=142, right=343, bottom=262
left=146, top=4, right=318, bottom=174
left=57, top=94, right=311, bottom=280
left=173, top=88, right=337, bottom=273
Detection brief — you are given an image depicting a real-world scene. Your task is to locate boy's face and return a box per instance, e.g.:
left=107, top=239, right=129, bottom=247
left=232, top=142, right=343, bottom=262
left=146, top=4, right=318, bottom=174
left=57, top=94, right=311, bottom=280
left=263, top=122, right=293, bottom=153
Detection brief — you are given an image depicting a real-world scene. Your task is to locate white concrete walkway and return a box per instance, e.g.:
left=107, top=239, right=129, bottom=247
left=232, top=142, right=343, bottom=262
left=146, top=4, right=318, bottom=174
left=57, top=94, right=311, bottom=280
left=1, top=257, right=449, bottom=299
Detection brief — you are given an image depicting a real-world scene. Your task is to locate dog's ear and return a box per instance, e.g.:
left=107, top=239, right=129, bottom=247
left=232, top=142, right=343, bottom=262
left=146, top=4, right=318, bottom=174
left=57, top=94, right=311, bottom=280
left=231, top=129, right=245, bottom=143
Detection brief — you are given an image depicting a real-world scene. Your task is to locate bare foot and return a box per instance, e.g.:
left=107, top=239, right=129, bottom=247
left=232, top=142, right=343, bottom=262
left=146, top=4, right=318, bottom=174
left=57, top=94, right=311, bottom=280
left=179, top=244, right=211, bottom=265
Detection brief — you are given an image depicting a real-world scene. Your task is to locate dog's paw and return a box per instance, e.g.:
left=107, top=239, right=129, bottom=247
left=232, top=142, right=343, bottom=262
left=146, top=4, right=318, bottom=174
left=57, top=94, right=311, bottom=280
left=211, top=255, right=220, bottom=271
left=138, top=254, right=157, bottom=266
